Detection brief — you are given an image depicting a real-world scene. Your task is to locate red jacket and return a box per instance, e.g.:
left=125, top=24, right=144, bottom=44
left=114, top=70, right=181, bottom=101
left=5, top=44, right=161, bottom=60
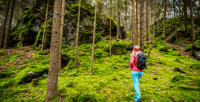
left=129, top=55, right=143, bottom=72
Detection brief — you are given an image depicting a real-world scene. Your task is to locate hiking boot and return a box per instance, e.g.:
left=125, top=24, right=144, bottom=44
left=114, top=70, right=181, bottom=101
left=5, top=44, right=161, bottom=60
left=133, top=98, right=141, bottom=102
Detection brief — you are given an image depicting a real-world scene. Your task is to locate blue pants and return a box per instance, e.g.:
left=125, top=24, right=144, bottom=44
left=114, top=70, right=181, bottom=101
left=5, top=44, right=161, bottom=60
left=131, top=71, right=143, bottom=99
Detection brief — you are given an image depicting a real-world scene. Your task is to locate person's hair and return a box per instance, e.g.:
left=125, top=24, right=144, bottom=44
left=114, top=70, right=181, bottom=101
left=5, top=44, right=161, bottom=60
left=131, top=45, right=142, bottom=56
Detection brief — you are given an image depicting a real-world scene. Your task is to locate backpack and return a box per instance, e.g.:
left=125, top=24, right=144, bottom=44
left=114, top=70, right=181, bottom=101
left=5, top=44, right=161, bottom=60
left=137, top=54, right=146, bottom=70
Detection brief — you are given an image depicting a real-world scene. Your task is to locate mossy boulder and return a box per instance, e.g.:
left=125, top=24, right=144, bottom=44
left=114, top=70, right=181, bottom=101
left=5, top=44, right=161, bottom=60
left=185, top=44, right=192, bottom=52
left=192, top=40, right=200, bottom=59
left=110, top=42, right=126, bottom=55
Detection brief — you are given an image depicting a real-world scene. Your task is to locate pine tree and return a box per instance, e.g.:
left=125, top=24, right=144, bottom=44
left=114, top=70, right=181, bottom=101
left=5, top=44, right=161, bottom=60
left=178, top=0, right=181, bottom=26
left=4, top=0, right=16, bottom=49
left=135, top=0, right=138, bottom=45
left=148, top=0, right=152, bottom=57
left=117, top=0, right=121, bottom=39
left=45, top=0, right=61, bottom=101
left=163, top=0, right=166, bottom=39
left=190, top=0, right=195, bottom=44
left=173, top=0, right=177, bottom=40
left=41, top=0, right=50, bottom=51
left=58, top=0, right=66, bottom=72
left=132, top=0, right=135, bottom=46
left=0, top=0, right=11, bottom=48
left=91, top=0, right=97, bottom=75
left=184, top=0, right=188, bottom=36
left=110, top=0, right=112, bottom=56
left=140, top=0, right=144, bottom=52
left=75, top=0, right=81, bottom=68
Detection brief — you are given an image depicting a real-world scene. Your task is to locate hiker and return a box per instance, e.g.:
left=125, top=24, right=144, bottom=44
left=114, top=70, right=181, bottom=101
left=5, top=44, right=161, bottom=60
left=129, top=45, right=144, bottom=102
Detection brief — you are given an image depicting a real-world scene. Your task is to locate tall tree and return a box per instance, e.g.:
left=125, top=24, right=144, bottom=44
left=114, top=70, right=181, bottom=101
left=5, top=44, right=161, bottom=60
left=148, top=0, right=152, bottom=57
left=58, top=0, right=65, bottom=72
left=45, top=0, right=61, bottom=101
left=0, top=0, right=11, bottom=48
left=146, top=0, right=149, bottom=48
left=153, top=1, right=155, bottom=43
left=135, top=0, right=138, bottom=45
left=163, top=0, right=166, bottom=39
left=41, top=0, right=50, bottom=51
left=178, top=0, right=181, bottom=26
left=190, top=0, right=195, bottom=44
left=140, top=0, right=144, bottom=52
left=75, top=0, right=81, bottom=68
left=4, top=0, right=16, bottom=49
left=132, top=0, right=135, bottom=46
left=110, top=0, right=112, bottom=56
left=174, top=0, right=177, bottom=40
left=117, top=0, right=121, bottom=39
left=91, top=0, right=97, bottom=75
left=125, top=0, right=128, bottom=31
left=184, top=0, right=188, bottom=36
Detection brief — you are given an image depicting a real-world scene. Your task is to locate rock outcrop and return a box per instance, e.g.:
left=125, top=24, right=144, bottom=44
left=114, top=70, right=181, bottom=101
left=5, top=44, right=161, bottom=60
left=192, top=40, right=200, bottom=60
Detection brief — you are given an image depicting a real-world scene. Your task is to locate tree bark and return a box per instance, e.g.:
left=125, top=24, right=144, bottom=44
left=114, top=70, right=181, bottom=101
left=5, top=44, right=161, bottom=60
left=184, top=0, right=188, bottom=36
left=75, top=0, right=81, bottom=68
left=0, top=0, right=11, bottom=48
left=135, top=0, right=138, bottom=45
left=4, top=0, right=16, bottom=49
left=110, top=0, right=112, bottom=56
left=91, top=0, right=97, bottom=75
left=41, top=0, right=50, bottom=51
left=174, top=0, right=177, bottom=40
left=45, top=0, right=61, bottom=101
left=178, top=0, right=181, bottom=26
left=125, top=0, right=128, bottom=31
left=132, top=0, right=135, bottom=47
left=58, top=0, right=65, bottom=73
left=117, top=0, right=121, bottom=39
left=163, top=0, right=166, bottom=39
left=190, top=0, right=195, bottom=44
left=148, top=1, right=152, bottom=57
left=140, top=0, right=144, bottom=52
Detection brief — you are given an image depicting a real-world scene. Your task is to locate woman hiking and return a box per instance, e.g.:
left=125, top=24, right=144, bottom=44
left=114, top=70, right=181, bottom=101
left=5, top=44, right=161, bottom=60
left=129, top=45, right=143, bottom=102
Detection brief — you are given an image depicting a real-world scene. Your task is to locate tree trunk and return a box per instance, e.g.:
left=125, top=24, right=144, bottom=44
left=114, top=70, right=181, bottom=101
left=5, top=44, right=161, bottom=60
left=158, top=9, right=160, bottom=30
left=148, top=1, right=152, bottom=57
left=75, top=0, right=81, bottom=68
left=45, top=0, right=61, bottom=101
left=163, top=0, right=166, bottom=39
left=153, top=1, right=155, bottom=43
left=91, top=0, right=97, bottom=75
left=184, top=0, right=188, bottom=36
left=4, top=0, right=16, bottom=49
left=178, top=0, right=181, bottom=26
left=0, top=0, right=11, bottom=48
left=140, top=0, right=144, bottom=52
left=117, top=0, right=121, bottom=39
left=58, top=0, right=65, bottom=72
left=32, top=0, right=34, bottom=7
left=174, top=0, right=177, bottom=40
left=132, top=0, right=135, bottom=47
left=41, top=0, right=50, bottom=51
left=126, top=0, right=127, bottom=31
left=110, top=0, right=112, bottom=56
left=135, top=0, right=138, bottom=45
left=190, top=0, right=195, bottom=44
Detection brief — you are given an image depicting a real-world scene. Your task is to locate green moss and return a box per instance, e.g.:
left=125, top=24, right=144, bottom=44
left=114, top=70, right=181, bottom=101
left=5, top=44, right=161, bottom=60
left=33, top=29, right=42, bottom=48
left=185, top=44, right=192, bottom=51
left=194, top=39, right=200, bottom=46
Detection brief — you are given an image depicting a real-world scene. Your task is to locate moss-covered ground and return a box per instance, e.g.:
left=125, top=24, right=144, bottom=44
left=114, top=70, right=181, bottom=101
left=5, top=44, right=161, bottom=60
left=0, top=38, right=199, bottom=102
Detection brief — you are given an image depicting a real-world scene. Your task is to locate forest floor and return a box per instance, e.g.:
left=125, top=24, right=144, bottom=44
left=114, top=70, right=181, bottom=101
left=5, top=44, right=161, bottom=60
left=0, top=46, right=35, bottom=72
left=0, top=38, right=199, bottom=102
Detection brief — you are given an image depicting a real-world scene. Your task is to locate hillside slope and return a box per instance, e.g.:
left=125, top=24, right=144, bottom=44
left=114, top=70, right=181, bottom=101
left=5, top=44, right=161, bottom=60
left=0, top=39, right=199, bottom=102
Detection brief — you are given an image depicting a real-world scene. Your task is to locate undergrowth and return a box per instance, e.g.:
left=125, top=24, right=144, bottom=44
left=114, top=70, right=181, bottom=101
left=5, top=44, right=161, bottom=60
left=0, top=39, right=199, bottom=102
